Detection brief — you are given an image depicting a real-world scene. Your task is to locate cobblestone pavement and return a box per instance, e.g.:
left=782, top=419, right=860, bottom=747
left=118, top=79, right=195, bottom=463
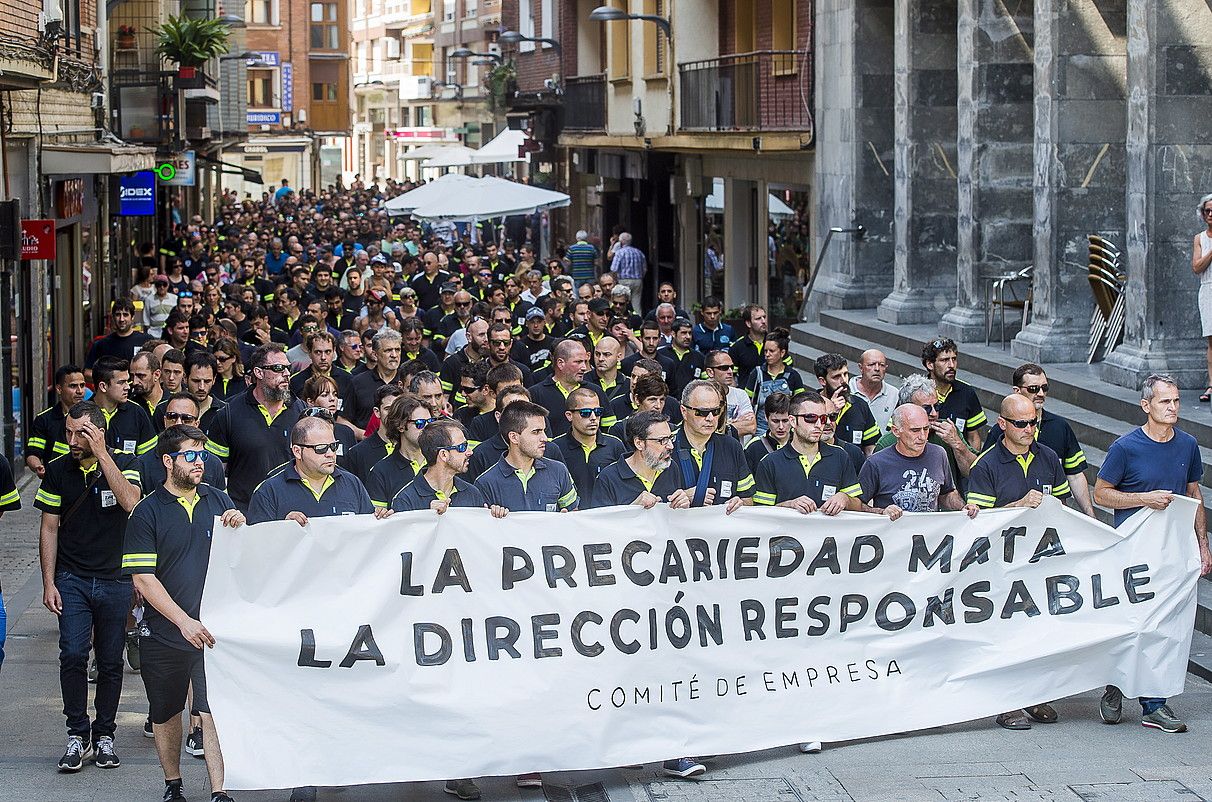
left=7, top=477, right=1212, bottom=802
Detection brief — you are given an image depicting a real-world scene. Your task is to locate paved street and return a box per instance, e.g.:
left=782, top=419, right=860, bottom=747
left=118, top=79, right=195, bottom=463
left=8, top=477, right=1212, bottom=802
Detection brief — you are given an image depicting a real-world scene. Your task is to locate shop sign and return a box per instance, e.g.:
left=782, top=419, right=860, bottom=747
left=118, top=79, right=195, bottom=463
left=20, top=219, right=55, bottom=260
left=55, top=178, right=85, bottom=218
left=117, top=171, right=156, bottom=216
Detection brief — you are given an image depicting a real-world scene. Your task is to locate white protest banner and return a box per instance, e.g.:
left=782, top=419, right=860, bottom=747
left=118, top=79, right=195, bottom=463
left=202, top=497, right=1199, bottom=790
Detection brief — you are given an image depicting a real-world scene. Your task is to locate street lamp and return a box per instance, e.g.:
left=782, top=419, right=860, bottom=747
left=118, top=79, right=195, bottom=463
left=588, top=5, right=670, bottom=39
left=450, top=47, right=502, bottom=64
left=498, top=29, right=562, bottom=53
left=216, top=13, right=246, bottom=28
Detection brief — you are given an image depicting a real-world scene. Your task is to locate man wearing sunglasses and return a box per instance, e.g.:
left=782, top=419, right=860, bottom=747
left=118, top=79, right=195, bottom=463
left=392, top=418, right=491, bottom=517
left=364, top=396, right=434, bottom=510
left=140, top=395, right=226, bottom=490
left=982, top=363, right=1093, bottom=517
left=672, top=380, right=754, bottom=512
left=122, top=424, right=244, bottom=802
left=206, top=343, right=306, bottom=512
left=964, top=393, right=1070, bottom=732
left=530, top=339, right=616, bottom=438
left=552, top=387, right=627, bottom=502
left=246, top=415, right=380, bottom=526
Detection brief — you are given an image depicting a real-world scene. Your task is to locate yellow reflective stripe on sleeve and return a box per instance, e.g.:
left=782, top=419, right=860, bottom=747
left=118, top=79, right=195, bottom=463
left=558, top=488, right=578, bottom=509
left=53, top=442, right=70, bottom=454
left=753, top=491, right=776, bottom=506
left=440, top=379, right=454, bottom=391
left=206, top=441, right=230, bottom=458
left=601, top=414, right=618, bottom=429
left=371, top=499, right=388, bottom=509
left=27, top=436, right=47, bottom=449
left=122, top=470, right=142, bottom=483
left=35, top=489, right=61, bottom=506
left=1063, top=451, right=1086, bottom=468
left=966, top=492, right=996, bottom=507
left=0, top=489, right=19, bottom=505
left=736, top=474, right=755, bottom=492
left=862, top=424, right=880, bottom=441
left=121, top=553, right=158, bottom=568
left=1052, top=481, right=1071, bottom=496
left=967, top=411, right=988, bottom=427
left=841, top=483, right=863, bottom=498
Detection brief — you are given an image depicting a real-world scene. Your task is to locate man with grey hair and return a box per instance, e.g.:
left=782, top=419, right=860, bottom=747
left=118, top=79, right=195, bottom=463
left=1094, top=373, right=1210, bottom=733
left=609, top=231, right=647, bottom=313
left=348, top=328, right=404, bottom=428
left=874, top=374, right=977, bottom=479
left=567, top=230, right=599, bottom=287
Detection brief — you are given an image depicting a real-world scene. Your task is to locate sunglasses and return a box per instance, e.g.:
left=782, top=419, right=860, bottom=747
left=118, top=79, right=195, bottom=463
left=455, top=301, right=473, bottom=307
left=920, top=403, right=939, bottom=415
left=164, top=412, right=199, bottom=423
left=684, top=406, right=721, bottom=418
left=257, top=363, right=291, bottom=373
left=478, top=272, right=493, bottom=278
left=411, top=417, right=434, bottom=430
left=296, top=441, right=341, bottom=454
left=442, top=442, right=470, bottom=453
left=1004, top=417, right=1038, bottom=430
left=710, top=363, right=737, bottom=371
left=1019, top=383, right=1049, bottom=394
left=792, top=412, right=840, bottom=424
left=178, top=291, right=194, bottom=298
left=162, top=447, right=209, bottom=464
left=573, top=407, right=606, bottom=418
left=302, top=407, right=335, bottom=421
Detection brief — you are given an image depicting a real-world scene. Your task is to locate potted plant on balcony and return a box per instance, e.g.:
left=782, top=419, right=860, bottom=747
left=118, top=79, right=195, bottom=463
left=115, top=24, right=137, bottom=50
left=151, top=14, right=230, bottom=87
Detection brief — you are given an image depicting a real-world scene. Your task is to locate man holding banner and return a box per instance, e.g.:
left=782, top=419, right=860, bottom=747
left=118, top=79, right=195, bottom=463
left=1094, top=373, right=1210, bottom=734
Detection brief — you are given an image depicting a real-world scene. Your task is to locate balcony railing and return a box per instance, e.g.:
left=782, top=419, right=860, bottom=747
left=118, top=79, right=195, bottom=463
left=563, top=74, right=606, bottom=132
left=678, top=51, right=812, bottom=133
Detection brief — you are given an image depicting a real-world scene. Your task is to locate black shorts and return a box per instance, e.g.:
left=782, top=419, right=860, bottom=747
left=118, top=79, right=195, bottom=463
left=140, top=637, right=210, bottom=724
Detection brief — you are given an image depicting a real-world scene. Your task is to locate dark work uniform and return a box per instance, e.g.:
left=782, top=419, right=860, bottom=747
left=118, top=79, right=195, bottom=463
left=835, top=438, right=867, bottom=473
left=365, top=452, right=426, bottom=508
left=551, top=432, right=626, bottom=503
left=744, top=434, right=784, bottom=475
left=138, top=449, right=226, bottom=492
left=35, top=452, right=142, bottom=742
left=246, top=463, right=374, bottom=524
left=936, top=378, right=988, bottom=443
left=655, top=346, right=705, bottom=398
left=590, top=458, right=682, bottom=509
left=609, top=395, right=684, bottom=428
left=474, top=456, right=578, bottom=511
left=103, top=402, right=158, bottom=456
left=206, top=391, right=306, bottom=510
left=439, top=348, right=477, bottom=394
left=528, top=377, right=615, bottom=438
left=834, top=395, right=880, bottom=450
left=152, top=398, right=227, bottom=435
left=588, top=372, right=629, bottom=401
left=984, top=408, right=1088, bottom=477
left=84, top=331, right=151, bottom=368
left=27, top=405, right=71, bottom=465
left=391, top=473, right=486, bottom=512
left=347, top=368, right=402, bottom=430
left=403, top=348, right=442, bottom=373
left=753, top=443, right=861, bottom=507
left=728, top=337, right=766, bottom=381
left=670, top=430, right=755, bottom=505
left=409, top=270, right=452, bottom=310
left=965, top=440, right=1071, bottom=509
left=122, top=484, right=236, bottom=723
left=465, top=433, right=565, bottom=480
left=344, top=435, right=394, bottom=483
left=289, top=366, right=354, bottom=412
left=211, top=375, right=248, bottom=403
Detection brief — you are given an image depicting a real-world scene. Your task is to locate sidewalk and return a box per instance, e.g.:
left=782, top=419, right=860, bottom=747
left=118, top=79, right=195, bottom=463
left=7, top=478, right=1212, bottom=801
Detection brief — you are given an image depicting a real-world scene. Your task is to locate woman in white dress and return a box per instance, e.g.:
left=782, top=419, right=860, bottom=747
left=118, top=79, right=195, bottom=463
left=1192, top=193, right=1212, bottom=402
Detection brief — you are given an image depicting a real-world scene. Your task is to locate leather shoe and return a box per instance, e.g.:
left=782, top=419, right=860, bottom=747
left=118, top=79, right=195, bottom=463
left=1024, top=703, right=1058, bottom=723
left=995, top=710, right=1031, bottom=730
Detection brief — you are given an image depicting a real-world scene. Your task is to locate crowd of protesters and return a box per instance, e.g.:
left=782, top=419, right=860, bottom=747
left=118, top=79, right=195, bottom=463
left=3, top=179, right=1208, bottom=802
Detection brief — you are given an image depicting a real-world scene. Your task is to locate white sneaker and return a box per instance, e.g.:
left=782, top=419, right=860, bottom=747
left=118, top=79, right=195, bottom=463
left=798, top=741, right=822, bottom=753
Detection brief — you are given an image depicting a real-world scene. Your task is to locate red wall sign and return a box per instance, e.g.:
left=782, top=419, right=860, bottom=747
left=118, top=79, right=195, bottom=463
left=20, top=219, right=56, bottom=260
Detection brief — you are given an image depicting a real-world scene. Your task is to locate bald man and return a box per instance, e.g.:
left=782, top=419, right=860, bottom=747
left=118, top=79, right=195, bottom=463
left=858, top=404, right=978, bottom=520
left=849, top=348, right=897, bottom=431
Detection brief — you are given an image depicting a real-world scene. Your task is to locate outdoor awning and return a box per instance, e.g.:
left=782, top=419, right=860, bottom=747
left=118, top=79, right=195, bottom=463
left=40, top=142, right=157, bottom=175
left=421, top=145, right=478, bottom=168
left=408, top=176, right=569, bottom=222
left=469, top=128, right=529, bottom=164
left=381, top=172, right=479, bottom=214
left=400, top=144, right=468, bottom=162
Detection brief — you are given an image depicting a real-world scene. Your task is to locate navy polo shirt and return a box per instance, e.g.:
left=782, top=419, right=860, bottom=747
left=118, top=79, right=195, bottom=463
left=551, top=431, right=626, bottom=501
left=246, top=463, right=374, bottom=524
left=753, top=443, right=861, bottom=507
left=985, top=408, right=1088, bottom=476
left=936, top=379, right=987, bottom=440
left=966, top=440, right=1071, bottom=509
left=206, top=390, right=306, bottom=510
left=347, top=368, right=402, bottom=429
left=670, top=430, right=755, bottom=503
left=122, top=484, right=236, bottom=651
left=103, top=402, right=158, bottom=456
left=466, top=433, right=565, bottom=480
left=27, top=404, right=70, bottom=464
left=655, top=346, right=706, bottom=397
left=692, top=322, right=733, bottom=353
left=391, top=472, right=487, bottom=512
left=473, top=456, right=578, bottom=512
left=590, top=458, right=683, bottom=509
left=834, top=396, right=880, bottom=450
left=365, top=451, right=426, bottom=509
left=344, top=434, right=394, bottom=483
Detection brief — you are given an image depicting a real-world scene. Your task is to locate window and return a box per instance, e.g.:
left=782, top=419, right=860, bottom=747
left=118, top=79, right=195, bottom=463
left=312, top=82, right=339, bottom=101
left=248, top=68, right=280, bottom=108
left=245, top=0, right=278, bottom=24
left=606, top=0, right=629, bottom=81
left=770, top=0, right=797, bottom=75
left=464, top=0, right=477, bottom=17
left=735, top=0, right=756, bottom=53
left=309, top=2, right=340, bottom=50
left=384, top=36, right=400, bottom=60
left=641, top=0, right=665, bottom=78
left=442, top=0, right=455, bottom=20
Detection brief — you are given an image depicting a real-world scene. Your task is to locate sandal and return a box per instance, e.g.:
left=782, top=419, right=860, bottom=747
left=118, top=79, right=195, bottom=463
left=1201, top=387, right=1212, bottom=403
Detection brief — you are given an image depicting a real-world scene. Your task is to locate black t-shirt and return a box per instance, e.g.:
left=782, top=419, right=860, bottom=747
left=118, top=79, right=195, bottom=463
left=344, top=433, right=393, bottom=483
left=84, top=331, right=152, bottom=368
left=364, top=451, right=425, bottom=508
left=205, top=391, right=306, bottom=509
left=122, top=484, right=236, bottom=650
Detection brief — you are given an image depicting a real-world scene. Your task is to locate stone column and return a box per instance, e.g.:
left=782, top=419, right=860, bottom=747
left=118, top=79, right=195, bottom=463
left=940, top=0, right=1034, bottom=342
left=1012, top=0, right=1125, bottom=363
left=877, top=0, right=959, bottom=325
left=1101, top=0, right=1212, bottom=389
left=807, top=0, right=896, bottom=318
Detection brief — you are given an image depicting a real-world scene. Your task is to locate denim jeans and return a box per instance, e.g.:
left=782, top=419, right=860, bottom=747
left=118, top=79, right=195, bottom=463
left=55, top=571, right=132, bottom=741
left=0, top=587, right=6, bottom=672
left=1141, top=696, right=1166, bottom=715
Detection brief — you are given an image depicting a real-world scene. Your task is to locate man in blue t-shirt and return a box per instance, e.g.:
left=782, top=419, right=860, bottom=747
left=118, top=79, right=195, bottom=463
left=1094, top=373, right=1210, bottom=734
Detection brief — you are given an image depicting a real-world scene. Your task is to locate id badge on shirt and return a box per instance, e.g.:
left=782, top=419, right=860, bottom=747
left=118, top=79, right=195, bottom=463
left=1042, top=484, right=1053, bottom=496
left=720, top=480, right=733, bottom=499
left=336, top=399, right=344, bottom=411
left=545, top=503, right=557, bottom=512
left=954, top=419, right=965, bottom=433
left=123, top=439, right=137, bottom=453
left=100, top=490, right=117, bottom=508
left=822, top=485, right=837, bottom=501
left=852, top=431, right=862, bottom=444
